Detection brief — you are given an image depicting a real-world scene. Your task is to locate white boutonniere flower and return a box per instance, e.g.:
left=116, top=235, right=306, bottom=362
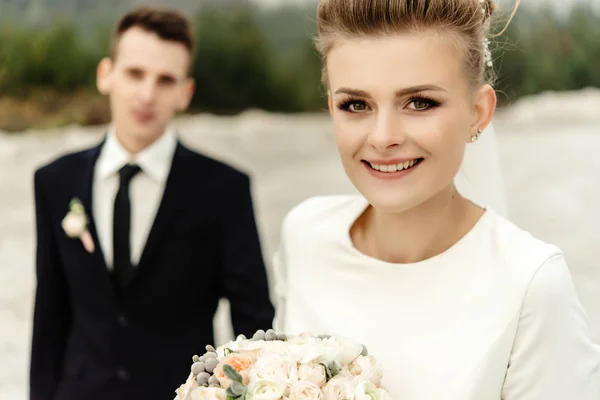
left=62, top=197, right=95, bottom=253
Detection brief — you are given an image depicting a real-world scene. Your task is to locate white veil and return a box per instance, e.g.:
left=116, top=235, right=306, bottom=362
left=455, top=123, right=508, bottom=217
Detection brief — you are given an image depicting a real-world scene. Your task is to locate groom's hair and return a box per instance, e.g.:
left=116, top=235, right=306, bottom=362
left=110, top=6, right=195, bottom=59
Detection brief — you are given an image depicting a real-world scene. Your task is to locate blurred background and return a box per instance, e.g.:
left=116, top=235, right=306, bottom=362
left=1, top=0, right=599, bottom=398
left=1, top=0, right=599, bottom=131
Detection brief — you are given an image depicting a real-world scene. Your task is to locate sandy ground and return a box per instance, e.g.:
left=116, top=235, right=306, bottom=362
left=1, top=87, right=599, bottom=398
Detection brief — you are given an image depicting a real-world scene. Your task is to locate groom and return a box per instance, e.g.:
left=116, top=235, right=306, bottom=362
left=29, top=6, right=275, bottom=400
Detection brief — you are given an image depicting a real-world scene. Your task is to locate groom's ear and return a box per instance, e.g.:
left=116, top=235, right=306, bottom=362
left=96, top=57, right=113, bottom=95
left=471, top=84, right=496, bottom=135
left=176, top=77, right=196, bottom=112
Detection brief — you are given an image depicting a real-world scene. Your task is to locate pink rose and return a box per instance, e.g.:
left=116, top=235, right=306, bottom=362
left=297, top=363, right=327, bottom=387
left=249, top=354, right=298, bottom=388
left=348, top=356, right=383, bottom=385
left=288, top=380, right=323, bottom=400
left=322, top=375, right=356, bottom=400
left=213, top=352, right=256, bottom=388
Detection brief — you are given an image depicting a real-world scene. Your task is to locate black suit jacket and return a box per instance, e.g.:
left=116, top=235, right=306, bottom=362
left=30, top=139, right=275, bottom=400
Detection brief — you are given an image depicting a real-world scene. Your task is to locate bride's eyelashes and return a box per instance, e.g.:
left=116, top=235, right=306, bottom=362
left=336, top=96, right=369, bottom=113
left=406, top=95, right=442, bottom=111
left=336, top=94, right=443, bottom=113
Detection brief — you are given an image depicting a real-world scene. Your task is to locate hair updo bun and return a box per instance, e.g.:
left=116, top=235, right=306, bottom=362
left=315, top=0, right=520, bottom=88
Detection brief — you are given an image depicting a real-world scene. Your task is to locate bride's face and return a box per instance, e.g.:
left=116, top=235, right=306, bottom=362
left=326, top=32, right=495, bottom=214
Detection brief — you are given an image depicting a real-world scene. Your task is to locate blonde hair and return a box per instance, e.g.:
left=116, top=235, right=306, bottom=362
left=315, top=0, right=520, bottom=88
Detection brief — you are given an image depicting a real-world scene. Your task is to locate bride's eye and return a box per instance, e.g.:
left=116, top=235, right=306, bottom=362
left=407, top=96, right=440, bottom=111
left=338, top=99, right=369, bottom=113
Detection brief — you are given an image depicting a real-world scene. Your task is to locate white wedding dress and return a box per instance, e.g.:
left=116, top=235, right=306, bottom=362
left=272, top=124, right=600, bottom=399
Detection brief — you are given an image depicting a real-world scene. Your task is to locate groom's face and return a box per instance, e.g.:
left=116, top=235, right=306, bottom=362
left=97, top=27, right=195, bottom=149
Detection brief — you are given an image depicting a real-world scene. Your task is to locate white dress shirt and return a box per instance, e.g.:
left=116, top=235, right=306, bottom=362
left=92, top=127, right=177, bottom=269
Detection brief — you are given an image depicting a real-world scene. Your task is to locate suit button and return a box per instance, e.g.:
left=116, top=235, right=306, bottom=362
left=117, top=314, right=128, bottom=327
left=116, top=367, right=129, bottom=381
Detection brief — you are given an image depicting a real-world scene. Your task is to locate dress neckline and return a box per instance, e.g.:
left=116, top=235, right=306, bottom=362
left=341, top=196, right=493, bottom=268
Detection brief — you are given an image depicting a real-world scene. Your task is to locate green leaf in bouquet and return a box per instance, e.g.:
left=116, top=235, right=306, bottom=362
left=226, top=381, right=246, bottom=398
left=361, top=344, right=369, bottom=356
left=223, top=364, right=244, bottom=384
left=329, top=361, right=341, bottom=376
left=224, top=348, right=234, bottom=356
left=322, top=360, right=342, bottom=381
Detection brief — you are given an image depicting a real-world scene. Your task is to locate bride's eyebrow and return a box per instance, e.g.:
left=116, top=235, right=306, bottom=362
left=334, top=84, right=447, bottom=98
left=334, top=88, right=370, bottom=97
left=395, top=84, right=447, bottom=96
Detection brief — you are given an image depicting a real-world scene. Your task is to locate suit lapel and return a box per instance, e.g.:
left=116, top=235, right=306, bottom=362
left=75, top=139, right=118, bottom=298
left=127, top=142, right=188, bottom=286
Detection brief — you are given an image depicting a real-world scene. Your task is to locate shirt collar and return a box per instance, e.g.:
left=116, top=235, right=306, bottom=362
left=96, top=126, right=177, bottom=183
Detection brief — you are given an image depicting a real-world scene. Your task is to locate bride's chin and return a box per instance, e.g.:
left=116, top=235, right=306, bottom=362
left=361, top=192, right=424, bottom=215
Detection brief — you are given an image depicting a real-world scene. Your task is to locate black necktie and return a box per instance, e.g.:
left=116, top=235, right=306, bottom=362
left=113, top=164, right=141, bottom=288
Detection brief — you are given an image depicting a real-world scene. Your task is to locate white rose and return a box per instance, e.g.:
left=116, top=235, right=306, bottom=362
left=286, top=344, right=322, bottom=365
left=189, top=386, right=227, bottom=400
left=288, top=380, right=323, bottom=400
left=62, top=212, right=87, bottom=237
left=354, top=381, right=392, bottom=400
left=245, top=379, right=287, bottom=400
left=285, top=334, right=322, bottom=363
left=259, top=340, right=291, bottom=357
left=318, top=337, right=363, bottom=366
left=174, top=372, right=199, bottom=400
left=322, top=375, right=356, bottom=400
left=249, top=354, right=298, bottom=387
left=287, top=333, right=319, bottom=346
left=297, top=363, right=327, bottom=387
left=216, top=338, right=263, bottom=357
left=348, top=356, right=383, bottom=385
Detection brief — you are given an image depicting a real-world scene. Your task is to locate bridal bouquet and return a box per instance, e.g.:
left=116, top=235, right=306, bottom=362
left=174, top=329, right=392, bottom=400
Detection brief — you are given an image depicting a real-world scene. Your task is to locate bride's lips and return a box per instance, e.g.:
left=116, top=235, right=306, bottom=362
left=362, top=158, right=424, bottom=180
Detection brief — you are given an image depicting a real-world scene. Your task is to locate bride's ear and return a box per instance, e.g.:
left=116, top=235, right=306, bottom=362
left=96, top=57, right=113, bottom=95
left=470, top=84, right=497, bottom=140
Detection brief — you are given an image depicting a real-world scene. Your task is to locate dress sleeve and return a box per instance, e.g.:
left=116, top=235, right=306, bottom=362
left=272, top=217, right=290, bottom=333
left=501, top=254, right=600, bottom=399
left=272, top=247, right=287, bottom=333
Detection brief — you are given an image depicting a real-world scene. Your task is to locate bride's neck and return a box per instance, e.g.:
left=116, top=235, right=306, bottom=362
left=352, top=185, right=484, bottom=264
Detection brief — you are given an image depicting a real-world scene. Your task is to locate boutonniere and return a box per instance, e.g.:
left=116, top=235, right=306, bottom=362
left=62, top=198, right=95, bottom=253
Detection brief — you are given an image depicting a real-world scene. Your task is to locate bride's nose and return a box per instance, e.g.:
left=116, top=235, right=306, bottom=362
left=366, top=109, right=407, bottom=152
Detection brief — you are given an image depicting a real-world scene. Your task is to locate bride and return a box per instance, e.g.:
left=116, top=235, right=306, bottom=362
left=272, top=0, right=600, bottom=398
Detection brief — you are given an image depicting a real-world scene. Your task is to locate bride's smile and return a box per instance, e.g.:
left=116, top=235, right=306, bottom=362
left=362, top=158, right=424, bottom=179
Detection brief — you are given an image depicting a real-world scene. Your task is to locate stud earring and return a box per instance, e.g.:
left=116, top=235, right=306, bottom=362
left=470, top=128, right=483, bottom=142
